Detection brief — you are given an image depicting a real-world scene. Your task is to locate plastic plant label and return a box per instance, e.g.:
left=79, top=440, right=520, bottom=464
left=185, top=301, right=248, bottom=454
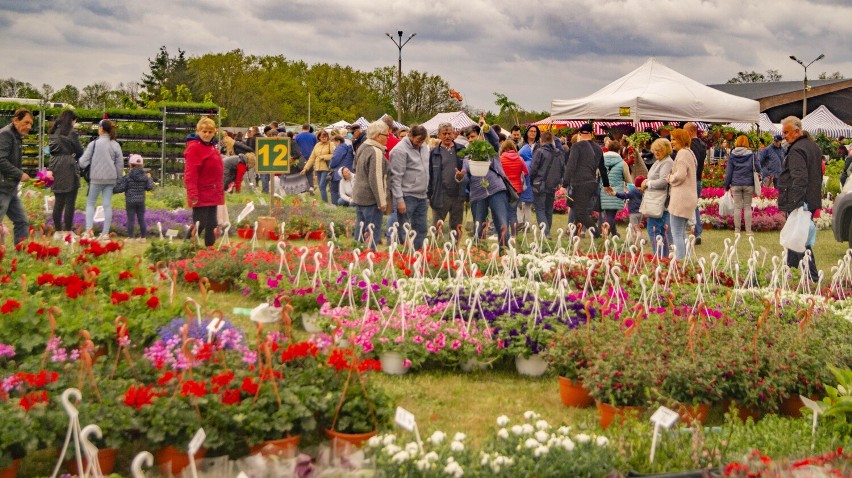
left=93, top=205, right=105, bottom=223
left=259, top=197, right=267, bottom=206
left=650, top=406, right=679, bottom=429
left=800, top=395, right=823, bottom=414
left=237, top=202, right=255, bottom=223
left=232, top=307, right=253, bottom=316
left=165, top=229, right=179, bottom=239
left=188, top=428, right=206, bottom=455
left=237, top=474, right=248, bottom=478
left=395, top=406, right=416, bottom=432
left=207, top=318, right=224, bottom=334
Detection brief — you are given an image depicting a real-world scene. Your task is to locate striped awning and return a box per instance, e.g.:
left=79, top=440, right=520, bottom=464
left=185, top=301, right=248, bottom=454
left=802, top=105, right=852, bottom=138
left=352, top=117, right=370, bottom=129
left=530, top=118, right=676, bottom=135
left=379, top=114, right=407, bottom=130
left=725, top=114, right=780, bottom=135
left=420, top=111, right=477, bottom=135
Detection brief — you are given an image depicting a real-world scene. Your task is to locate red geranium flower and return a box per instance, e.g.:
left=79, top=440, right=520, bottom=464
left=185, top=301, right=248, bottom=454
left=184, top=271, right=200, bottom=283
left=221, top=388, right=242, bottom=405
left=19, top=390, right=49, bottom=411
left=110, top=291, right=131, bottom=305
left=240, top=377, right=259, bottom=396
left=118, top=271, right=133, bottom=280
left=211, top=371, right=234, bottom=391
left=131, top=287, right=148, bottom=296
left=1, top=299, right=21, bottom=314
left=179, top=380, right=208, bottom=397
left=146, top=296, right=160, bottom=309
left=123, top=384, right=159, bottom=409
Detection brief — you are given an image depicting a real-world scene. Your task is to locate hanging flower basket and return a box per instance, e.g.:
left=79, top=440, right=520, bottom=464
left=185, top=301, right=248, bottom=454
left=155, top=446, right=207, bottom=476
left=468, top=160, right=491, bottom=177
left=515, top=354, right=548, bottom=377
left=249, top=435, right=301, bottom=457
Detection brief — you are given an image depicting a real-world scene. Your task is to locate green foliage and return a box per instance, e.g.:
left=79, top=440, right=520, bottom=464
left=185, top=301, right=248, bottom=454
left=459, top=139, right=497, bottom=162
left=628, top=131, right=652, bottom=148
left=814, top=132, right=840, bottom=160
left=143, top=239, right=202, bottom=266
left=821, top=366, right=852, bottom=435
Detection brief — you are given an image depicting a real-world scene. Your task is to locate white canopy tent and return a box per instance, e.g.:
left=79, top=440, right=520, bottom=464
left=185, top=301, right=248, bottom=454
left=420, top=111, right=477, bottom=135
left=551, top=58, right=760, bottom=124
left=802, top=105, right=852, bottom=138
left=726, top=113, right=781, bottom=136
left=325, top=120, right=351, bottom=131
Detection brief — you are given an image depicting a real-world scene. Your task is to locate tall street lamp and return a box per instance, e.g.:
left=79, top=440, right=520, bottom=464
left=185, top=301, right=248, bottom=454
left=789, top=53, right=825, bottom=117
left=386, top=30, right=416, bottom=123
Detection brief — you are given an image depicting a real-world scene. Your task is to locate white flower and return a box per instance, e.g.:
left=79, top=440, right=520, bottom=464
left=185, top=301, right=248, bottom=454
left=534, top=430, right=549, bottom=443
left=444, top=460, right=464, bottom=478
left=535, top=419, right=549, bottom=430
left=521, top=423, right=534, bottom=435
left=405, top=441, right=420, bottom=455
left=424, top=451, right=439, bottom=462
left=496, top=415, right=510, bottom=427
left=382, top=434, right=397, bottom=446
left=524, top=438, right=539, bottom=449
left=547, top=437, right=561, bottom=448
left=596, top=435, right=610, bottom=447
left=523, top=410, right=539, bottom=420
left=562, top=438, right=575, bottom=451
left=557, top=426, right=571, bottom=436
left=453, top=432, right=467, bottom=442
left=391, top=450, right=411, bottom=464
left=429, top=430, right=447, bottom=445
left=575, top=433, right=591, bottom=444
left=416, top=459, right=431, bottom=471
left=534, top=445, right=549, bottom=457
left=450, top=440, right=465, bottom=452
left=384, top=444, right=402, bottom=456
left=367, top=436, right=382, bottom=447
left=497, top=428, right=509, bottom=440
left=511, top=425, right=524, bottom=435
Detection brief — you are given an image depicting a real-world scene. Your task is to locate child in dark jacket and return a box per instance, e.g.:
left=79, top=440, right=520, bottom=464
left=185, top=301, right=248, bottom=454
left=116, top=154, right=155, bottom=241
left=614, top=175, right=645, bottom=238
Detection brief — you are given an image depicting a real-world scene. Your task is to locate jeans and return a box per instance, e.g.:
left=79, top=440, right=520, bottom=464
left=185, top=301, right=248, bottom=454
left=85, top=183, right=114, bottom=234
left=730, top=185, right=753, bottom=233
left=693, top=180, right=703, bottom=238
left=0, top=191, right=29, bottom=244
left=647, top=210, right=670, bottom=257
left=516, top=202, right=532, bottom=230
left=397, top=196, right=428, bottom=250
left=599, top=209, right=619, bottom=237
left=126, top=202, right=147, bottom=238
left=192, top=205, right=217, bottom=247
left=53, top=189, right=78, bottom=231
left=261, top=174, right=270, bottom=193
left=356, top=205, right=383, bottom=251
left=669, top=214, right=689, bottom=260
left=317, top=171, right=329, bottom=203
left=431, top=196, right=466, bottom=235
left=533, top=192, right=555, bottom=237
left=471, top=191, right=509, bottom=249
left=329, top=180, right=341, bottom=205
left=506, top=200, right=518, bottom=236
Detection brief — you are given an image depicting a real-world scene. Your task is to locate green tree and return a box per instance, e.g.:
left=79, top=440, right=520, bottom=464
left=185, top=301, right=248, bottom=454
left=818, top=71, right=845, bottom=80
left=50, top=84, right=80, bottom=106
left=493, top=92, right=520, bottom=127
left=80, top=82, right=115, bottom=110
left=726, top=69, right=782, bottom=84
left=141, top=46, right=192, bottom=102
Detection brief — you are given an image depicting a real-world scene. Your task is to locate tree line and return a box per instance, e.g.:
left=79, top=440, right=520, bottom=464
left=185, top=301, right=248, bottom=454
left=1, top=46, right=545, bottom=127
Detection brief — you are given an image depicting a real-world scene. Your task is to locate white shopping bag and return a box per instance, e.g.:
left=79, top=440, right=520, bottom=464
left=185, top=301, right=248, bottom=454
left=44, top=196, right=55, bottom=213
left=718, top=190, right=734, bottom=216
left=93, top=205, right=105, bottom=223
left=217, top=204, right=229, bottom=227
left=780, top=207, right=809, bottom=253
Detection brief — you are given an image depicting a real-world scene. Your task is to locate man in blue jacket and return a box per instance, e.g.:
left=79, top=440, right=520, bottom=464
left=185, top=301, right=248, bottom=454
left=0, top=108, right=33, bottom=245
left=759, top=135, right=784, bottom=189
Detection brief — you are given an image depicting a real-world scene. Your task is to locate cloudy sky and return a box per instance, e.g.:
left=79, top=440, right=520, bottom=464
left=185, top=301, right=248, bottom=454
left=1, top=0, right=850, bottom=116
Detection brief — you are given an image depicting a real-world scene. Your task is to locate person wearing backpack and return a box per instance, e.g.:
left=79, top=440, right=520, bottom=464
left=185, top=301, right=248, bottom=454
left=115, top=154, right=154, bottom=241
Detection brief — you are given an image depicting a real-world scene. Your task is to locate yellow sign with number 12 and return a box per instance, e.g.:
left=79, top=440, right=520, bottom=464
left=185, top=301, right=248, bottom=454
left=255, top=137, right=291, bottom=174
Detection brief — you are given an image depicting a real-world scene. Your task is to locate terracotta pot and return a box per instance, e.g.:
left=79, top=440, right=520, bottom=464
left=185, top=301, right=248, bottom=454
left=65, top=448, right=118, bottom=475
left=0, top=459, right=20, bottom=478
left=249, top=435, right=300, bottom=457
left=780, top=395, right=816, bottom=417
left=324, top=429, right=377, bottom=455
left=287, top=233, right=304, bottom=240
left=155, top=446, right=207, bottom=475
left=736, top=405, right=762, bottom=422
left=207, top=279, right=232, bottom=292
left=515, top=354, right=548, bottom=377
left=306, top=230, right=326, bottom=241
left=676, top=402, right=711, bottom=424
left=596, top=401, right=643, bottom=429
left=558, top=377, right=594, bottom=408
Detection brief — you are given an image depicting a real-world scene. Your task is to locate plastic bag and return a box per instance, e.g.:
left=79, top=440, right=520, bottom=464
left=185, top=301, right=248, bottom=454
left=780, top=207, right=810, bottom=253
left=718, top=190, right=734, bottom=216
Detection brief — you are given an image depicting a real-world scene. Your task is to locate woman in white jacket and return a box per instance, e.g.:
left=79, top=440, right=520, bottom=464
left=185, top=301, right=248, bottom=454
left=639, top=138, right=674, bottom=257
left=338, top=167, right=355, bottom=206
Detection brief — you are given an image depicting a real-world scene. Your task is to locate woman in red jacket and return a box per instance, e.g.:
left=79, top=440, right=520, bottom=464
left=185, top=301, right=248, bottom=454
left=184, top=117, right=224, bottom=246
left=499, top=140, right=528, bottom=236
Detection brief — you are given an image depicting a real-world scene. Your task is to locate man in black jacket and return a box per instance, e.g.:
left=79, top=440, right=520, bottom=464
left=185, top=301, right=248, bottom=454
left=778, top=116, right=823, bottom=282
left=428, top=122, right=466, bottom=236
left=0, top=108, right=33, bottom=245
left=563, top=124, right=613, bottom=237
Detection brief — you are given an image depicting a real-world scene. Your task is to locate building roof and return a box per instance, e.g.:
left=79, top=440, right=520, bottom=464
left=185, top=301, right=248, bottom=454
left=708, top=79, right=850, bottom=100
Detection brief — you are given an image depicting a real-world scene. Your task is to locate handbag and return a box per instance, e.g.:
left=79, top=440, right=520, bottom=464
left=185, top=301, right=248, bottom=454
left=278, top=173, right=312, bottom=195
left=80, top=141, right=93, bottom=183
left=751, top=154, right=761, bottom=196
left=639, top=186, right=668, bottom=218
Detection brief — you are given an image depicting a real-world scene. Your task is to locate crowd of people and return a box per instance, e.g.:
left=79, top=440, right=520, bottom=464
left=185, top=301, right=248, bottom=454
left=0, top=107, right=829, bottom=274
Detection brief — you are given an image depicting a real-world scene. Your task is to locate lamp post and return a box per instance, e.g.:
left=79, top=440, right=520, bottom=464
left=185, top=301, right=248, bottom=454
left=789, top=53, right=825, bottom=117
left=386, top=30, right=416, bottom=124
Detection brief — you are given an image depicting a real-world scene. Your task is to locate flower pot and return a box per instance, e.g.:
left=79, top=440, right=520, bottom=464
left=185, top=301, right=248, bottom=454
left=558, top=377, right=594, bottom=408
left=676, top=402, right=711, bottom=424
left=596, top=401, right=643, bottom=429
left=380, top=351, right=409, bottom=375
left=468, top=160, right=491, bottom=177
left=155, top=446, right=206, bottom=476
left=65, top=447, right=118, bottom=475
left=249, top=435, right=301, bottom=457
left=460, top=357, right=488, bottom=372
left=207, top=279, right=232, bottom=292
left=735, top=405, right=762, bottom=422
left=324, top=429, right=377, bottom=455
left=0, top=459, right=20, bottom=478
left=780, top=395, right=814, bottom=417
left=515, top=354, right=548, bottom=377
left=237, top=228, right=254, bottom=239
left=306, top=230, right=326, bottom=241
left=301, top=312, right=322, bottom=333
left=287, top=232, right=304, bottom=240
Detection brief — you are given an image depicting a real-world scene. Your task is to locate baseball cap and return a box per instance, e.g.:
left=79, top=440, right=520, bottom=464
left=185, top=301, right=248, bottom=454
left=578, top=123, right=594, bottom=134
left=129, top=154, right=143, bottom=166
left=773, top=134, right=782, bottom=141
